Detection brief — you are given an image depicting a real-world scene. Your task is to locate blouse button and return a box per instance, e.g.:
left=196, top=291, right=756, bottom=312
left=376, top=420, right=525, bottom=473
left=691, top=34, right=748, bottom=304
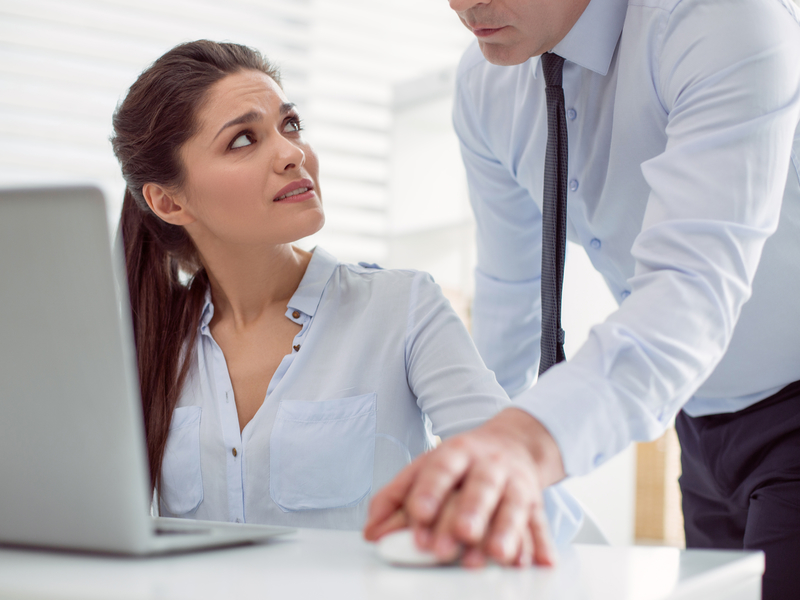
left=232, top=448, right=238, bottom=457
left=569, top=179, right=579, bottom=192
left=292, top=310, right=300, bottom=319
left=567, top=108, right=577, bottom=120
left=293, top=345, right=301, bottom=352
left=590, top=238, right=601, bottom=250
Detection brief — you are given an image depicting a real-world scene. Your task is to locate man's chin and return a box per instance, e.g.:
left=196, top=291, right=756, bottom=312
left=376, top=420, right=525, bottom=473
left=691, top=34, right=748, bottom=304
left=477, top=40, right=534, bottom=66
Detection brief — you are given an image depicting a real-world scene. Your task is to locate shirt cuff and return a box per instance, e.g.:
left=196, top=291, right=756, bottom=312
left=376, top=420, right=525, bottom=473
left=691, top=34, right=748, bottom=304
left=543, top=483, right=583, bottom=546
left=513, top=360, right=662, bottom=477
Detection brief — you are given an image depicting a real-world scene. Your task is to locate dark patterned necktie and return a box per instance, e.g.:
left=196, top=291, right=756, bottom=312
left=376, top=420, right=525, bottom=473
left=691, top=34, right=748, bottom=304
left=539, top=52, right=568, bottom=376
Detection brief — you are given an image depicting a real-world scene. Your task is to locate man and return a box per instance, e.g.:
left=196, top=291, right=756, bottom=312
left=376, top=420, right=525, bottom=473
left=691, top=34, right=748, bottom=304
left=364, top=0, right=800, bottom=596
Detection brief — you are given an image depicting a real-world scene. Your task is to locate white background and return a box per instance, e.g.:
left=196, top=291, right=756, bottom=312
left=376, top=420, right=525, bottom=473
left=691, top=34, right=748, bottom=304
left=0, top=0, right=634, bottom=544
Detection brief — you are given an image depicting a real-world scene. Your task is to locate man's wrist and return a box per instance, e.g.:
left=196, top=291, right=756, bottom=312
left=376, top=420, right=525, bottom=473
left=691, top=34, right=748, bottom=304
left=485, top=407, right=567, bottom=487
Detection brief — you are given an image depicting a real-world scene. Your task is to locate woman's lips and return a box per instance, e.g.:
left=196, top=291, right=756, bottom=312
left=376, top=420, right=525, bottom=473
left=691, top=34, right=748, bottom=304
left=273, top=178, right=315, bottom=203
left=273, top=188, right=315, bottom=204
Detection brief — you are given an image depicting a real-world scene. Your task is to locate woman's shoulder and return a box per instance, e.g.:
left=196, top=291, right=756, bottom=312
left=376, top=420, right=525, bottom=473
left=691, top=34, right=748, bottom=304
left=318, top=248, right=437, bottom=290
left=310, top=247, right=446, bottom=312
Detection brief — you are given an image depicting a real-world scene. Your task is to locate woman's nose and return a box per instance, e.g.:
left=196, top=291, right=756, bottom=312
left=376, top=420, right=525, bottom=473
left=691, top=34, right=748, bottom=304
left=274, top=138, right=305, bottom=173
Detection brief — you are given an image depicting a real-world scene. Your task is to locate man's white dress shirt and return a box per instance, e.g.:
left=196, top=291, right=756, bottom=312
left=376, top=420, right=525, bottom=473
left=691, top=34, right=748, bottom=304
left=158, top=247, right=581, bottom=541
left=454, top=0, right=800, bottom=476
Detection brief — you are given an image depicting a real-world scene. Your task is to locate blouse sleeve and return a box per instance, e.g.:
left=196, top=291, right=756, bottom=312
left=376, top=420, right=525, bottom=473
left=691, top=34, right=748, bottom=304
left=404, top=271, right=510, bottom=439
left=403, top=271, right=583, bottom=546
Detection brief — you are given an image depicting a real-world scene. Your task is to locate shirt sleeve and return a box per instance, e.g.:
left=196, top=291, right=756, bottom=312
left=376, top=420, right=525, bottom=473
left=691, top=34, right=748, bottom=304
left=453, top=67, right=545, bottom=399
left=520, top=0, right=800, bottom=476
left=404, top=271, right=510, bottom=439
left=403, top=270, right=583, bottom=545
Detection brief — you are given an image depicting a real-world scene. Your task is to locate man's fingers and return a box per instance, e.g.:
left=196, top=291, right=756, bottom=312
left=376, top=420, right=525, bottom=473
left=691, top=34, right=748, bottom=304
left=404, top=440, right=472, bottom=526
left=431, top=493, right=463, bottom=562
left=529, top=501, right=556, bottom=566
left=515, top=524, right=534, bottom=567
left=364, top=455, right=426, bottom=540
left=450, top=456, right=507, bottom=545
left=461, top=545, right=488, bottom=569
left=485, top=481, right=530, bottom=565
left=365, top=410, right=565, bottom=568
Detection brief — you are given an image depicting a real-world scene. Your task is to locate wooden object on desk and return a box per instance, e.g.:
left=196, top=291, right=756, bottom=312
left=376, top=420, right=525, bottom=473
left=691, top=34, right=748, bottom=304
left=635, top=425, right=685, bottom=547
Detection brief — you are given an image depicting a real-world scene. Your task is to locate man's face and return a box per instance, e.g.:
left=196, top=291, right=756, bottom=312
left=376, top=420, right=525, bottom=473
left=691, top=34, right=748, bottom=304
left=449, top=0, right=591, bottom=65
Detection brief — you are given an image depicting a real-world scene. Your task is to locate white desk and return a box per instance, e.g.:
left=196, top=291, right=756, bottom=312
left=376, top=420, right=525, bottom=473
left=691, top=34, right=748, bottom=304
left=0, top=529, right=763, bottom=600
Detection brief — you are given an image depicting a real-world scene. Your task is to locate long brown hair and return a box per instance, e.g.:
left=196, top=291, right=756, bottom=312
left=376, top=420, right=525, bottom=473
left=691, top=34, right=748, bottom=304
left=110, top=40, right=280, bottom=492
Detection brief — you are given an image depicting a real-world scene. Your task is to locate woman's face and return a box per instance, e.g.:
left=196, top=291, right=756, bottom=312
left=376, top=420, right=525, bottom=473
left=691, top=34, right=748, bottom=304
left=176, top=69, right=324, bottom=248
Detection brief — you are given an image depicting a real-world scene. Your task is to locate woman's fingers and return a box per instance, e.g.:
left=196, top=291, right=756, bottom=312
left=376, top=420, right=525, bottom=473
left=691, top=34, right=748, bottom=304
left=364, top=455, right=426, bottom=540
left=364, top=507, right=409, bottom=541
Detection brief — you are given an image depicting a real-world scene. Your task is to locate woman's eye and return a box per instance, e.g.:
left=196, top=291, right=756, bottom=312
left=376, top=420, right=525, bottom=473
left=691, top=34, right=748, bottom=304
left=230, top=133, right=253, bottom=149
left=283, top=118, right=303, bottom=134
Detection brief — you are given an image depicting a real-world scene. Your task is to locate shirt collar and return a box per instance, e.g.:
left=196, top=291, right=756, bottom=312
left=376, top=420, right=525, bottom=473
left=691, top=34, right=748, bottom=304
left=534, top=0, right=628, bottom=78
left=197, top=246, right=338, bottom=331
left=286, top=246, right=338, bottom=317
left=199, top=288, right=214, bottom=330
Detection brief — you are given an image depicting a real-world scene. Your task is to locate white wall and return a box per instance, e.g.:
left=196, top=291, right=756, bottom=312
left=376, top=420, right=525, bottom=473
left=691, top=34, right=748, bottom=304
left=560, top=245, right=636, bottom=545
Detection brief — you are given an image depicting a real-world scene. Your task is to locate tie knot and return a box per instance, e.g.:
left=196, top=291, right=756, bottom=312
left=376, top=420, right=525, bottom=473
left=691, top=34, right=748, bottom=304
left=541, top=52, right=565, bottom=88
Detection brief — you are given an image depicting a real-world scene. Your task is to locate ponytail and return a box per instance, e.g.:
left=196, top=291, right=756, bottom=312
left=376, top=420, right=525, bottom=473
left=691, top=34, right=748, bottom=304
left=111, top=40, right=280, bottom=492
left=120, top=189, right=207, bottom=492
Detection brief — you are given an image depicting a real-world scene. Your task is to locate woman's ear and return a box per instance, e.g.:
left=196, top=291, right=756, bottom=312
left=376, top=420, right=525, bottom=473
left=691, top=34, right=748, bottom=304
left=142, top=183, right=196, bottom=226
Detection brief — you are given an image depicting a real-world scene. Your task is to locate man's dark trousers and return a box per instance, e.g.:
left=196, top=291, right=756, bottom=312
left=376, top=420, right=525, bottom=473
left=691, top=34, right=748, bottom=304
left=676, top=380, right=800, bottom=600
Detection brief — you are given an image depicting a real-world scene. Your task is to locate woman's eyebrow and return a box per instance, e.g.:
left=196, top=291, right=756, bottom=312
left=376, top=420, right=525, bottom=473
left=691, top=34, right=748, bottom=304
left=213, top=103, right=296, bottom=141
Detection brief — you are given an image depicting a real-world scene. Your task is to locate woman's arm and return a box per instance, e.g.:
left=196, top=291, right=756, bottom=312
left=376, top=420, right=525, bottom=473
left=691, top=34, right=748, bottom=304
left=367, top=272, right=580, bottom=566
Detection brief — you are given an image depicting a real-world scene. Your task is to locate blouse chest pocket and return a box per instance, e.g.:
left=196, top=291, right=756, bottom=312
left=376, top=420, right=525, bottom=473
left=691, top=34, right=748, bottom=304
left=270, top=393, right=377, bottom=512
left=159, top=406, right=204, bottom=516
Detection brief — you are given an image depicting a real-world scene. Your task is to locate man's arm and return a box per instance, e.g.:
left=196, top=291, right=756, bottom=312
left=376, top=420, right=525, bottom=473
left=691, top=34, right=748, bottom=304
left=367, top=0, right=800, bottom=562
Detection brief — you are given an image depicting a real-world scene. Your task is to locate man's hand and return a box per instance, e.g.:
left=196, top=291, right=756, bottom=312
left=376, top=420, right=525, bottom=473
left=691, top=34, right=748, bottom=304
left=363, top=408, right=566, bottom=567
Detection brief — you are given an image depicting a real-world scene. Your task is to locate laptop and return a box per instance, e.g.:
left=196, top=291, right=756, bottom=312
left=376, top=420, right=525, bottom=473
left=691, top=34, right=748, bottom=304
left=0, top=185, right=294, bottom=554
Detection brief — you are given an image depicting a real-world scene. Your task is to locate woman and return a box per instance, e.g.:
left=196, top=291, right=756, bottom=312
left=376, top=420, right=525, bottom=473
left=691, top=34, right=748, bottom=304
left=111, top=40, right=580, bottom=560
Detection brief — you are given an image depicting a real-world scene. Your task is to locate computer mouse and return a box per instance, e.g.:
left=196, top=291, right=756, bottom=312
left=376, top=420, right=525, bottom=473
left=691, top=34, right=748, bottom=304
left=376, top=528, right=459, bottom=567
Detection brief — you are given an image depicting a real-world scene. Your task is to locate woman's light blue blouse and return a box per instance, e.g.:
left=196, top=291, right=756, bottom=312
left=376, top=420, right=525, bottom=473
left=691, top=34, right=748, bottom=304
left=158, top=247, right=581, bottom=543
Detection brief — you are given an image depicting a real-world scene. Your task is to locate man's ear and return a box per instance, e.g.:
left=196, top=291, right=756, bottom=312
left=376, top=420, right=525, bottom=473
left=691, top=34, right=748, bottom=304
left=142, top=183, right=196, bottom=226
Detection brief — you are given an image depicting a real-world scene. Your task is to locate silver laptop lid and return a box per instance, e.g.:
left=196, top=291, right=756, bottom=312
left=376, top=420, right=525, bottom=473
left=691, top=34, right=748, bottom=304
left=0, top=185, right=154, bottom=553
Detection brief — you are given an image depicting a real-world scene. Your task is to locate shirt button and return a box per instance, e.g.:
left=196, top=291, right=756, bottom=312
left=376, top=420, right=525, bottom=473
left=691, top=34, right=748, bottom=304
left=293, top=344, right=301, bottom=352
left=593, top=453, right=604, bottom=467
left=621, top=290, right=631, bottom=300
left=569, top=179, right=579, bottom=192
left=292, top=310, right=300, bottom=319
left=567, top=108, right=577, bottom=120
left=235, top=518, right=241, bottom=523
left=590, top=238, right=601, bottom=250
left=232, top=448, right=238, bottom=457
